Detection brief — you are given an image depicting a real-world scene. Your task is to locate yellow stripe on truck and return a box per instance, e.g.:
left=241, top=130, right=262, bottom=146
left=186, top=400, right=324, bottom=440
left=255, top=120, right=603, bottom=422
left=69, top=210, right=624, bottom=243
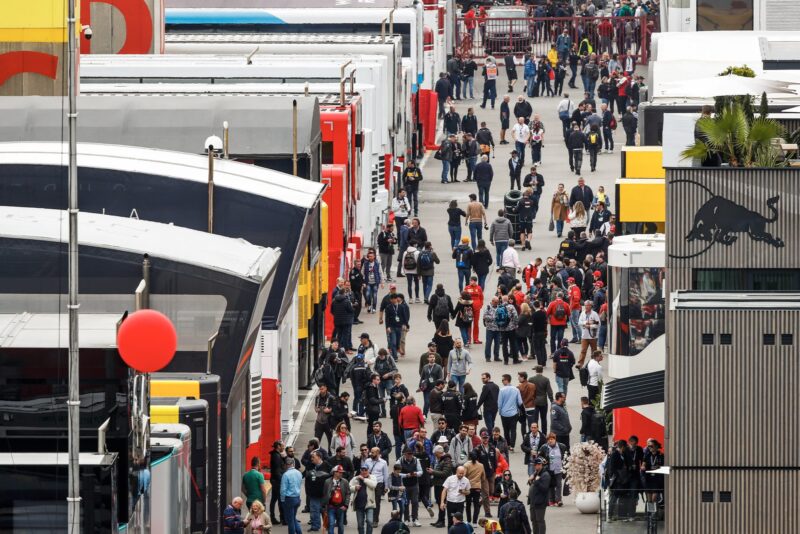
left=150, top=405, right=180, bottom=424
left=150, top=380, right=201, bottom=399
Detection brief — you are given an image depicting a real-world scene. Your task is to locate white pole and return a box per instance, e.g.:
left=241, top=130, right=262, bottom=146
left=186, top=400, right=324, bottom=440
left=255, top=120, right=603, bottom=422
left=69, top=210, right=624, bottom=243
left=66, top=0, right=82, bottom=531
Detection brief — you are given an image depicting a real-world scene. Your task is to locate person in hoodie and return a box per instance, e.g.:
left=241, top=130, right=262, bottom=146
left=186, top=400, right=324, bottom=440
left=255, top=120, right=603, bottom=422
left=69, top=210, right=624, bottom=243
left=417, top=241, right=441, bottom=304
left=579, top=396, right=597, bottom=443
left=489, top=210, right=514, bottom=269
left=401, top=243, right=421, bottom=303
left=331, top=289, right=355, bottom=350
left=397, top=219, right=411, bottom=278
left=461, top=108, right=478, bottom=137
left=452, top=236, right=474, bottom=291
left=428, top=285, right=455, bottom=329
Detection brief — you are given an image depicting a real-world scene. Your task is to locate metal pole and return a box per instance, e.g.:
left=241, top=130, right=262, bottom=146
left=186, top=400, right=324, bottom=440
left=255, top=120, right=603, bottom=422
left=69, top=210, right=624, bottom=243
left=223, top=121, right=230, bottom=159
left=66, top=0, right=82, bottom=530
left=208, top=148, right=214, bottom=233
left=292, top=99, right=298, bottom=176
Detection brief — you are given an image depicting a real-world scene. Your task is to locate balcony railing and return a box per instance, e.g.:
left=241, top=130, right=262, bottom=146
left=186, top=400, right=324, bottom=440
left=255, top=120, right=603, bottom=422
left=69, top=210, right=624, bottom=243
left=599, top=489, right=664, bottom=534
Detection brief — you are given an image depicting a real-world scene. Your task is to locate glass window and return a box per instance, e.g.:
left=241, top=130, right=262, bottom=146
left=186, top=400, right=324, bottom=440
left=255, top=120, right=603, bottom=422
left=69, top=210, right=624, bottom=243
left=694, top=269, right=800, bottom=291
left=696, top=0, right=753, bottom=31
left=611, top=266, right=666, bottom=356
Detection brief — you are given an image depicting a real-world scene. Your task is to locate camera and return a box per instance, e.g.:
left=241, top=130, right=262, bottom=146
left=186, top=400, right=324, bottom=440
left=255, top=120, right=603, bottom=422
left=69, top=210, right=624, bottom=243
left=82, top=25, right=93, bottom=40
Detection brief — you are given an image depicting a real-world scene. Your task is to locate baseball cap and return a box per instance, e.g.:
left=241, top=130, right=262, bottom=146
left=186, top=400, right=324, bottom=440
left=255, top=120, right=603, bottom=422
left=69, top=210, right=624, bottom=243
left=595, top=281, right=605, bottom=288
left=332, top=465, right=344, bottom=473
left=567, top=277, right=575, bottom=283
left=533, top=458, right=545, bottom=465
left=360, top=333, right=370, bottom=340
left=428, top=341, right=438, bottom=348
left=360, top=465, right=370, bottom=471
left=593, top=270, right=602, bottom=277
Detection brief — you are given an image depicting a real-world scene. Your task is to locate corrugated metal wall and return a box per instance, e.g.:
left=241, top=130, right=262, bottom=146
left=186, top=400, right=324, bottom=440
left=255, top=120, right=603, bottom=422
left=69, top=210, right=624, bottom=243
left=667, top=469, right=800, bottom=533
left=667, top=309, right=800, bottom=466
left=666, top=167, right=800, bottom=289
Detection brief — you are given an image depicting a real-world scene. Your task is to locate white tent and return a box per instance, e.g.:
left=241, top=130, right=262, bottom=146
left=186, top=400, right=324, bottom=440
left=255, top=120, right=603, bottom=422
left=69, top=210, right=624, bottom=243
left=655, top=74, right=796, bottom=99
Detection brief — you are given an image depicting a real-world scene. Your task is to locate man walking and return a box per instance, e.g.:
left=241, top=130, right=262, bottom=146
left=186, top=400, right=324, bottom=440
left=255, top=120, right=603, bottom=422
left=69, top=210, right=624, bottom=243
left=351, top=465, right=378, bottom=534
left=530, top=366, right=554, bottom=435
left=476, top=372, right=499, bottom=431
left=466, top=193, right=488, bottom=248
left=439, top=134, right=457, bottom=184
left=498, top=374, right=524, bottom=452
left=577, top=300, right=600, bottom=367
left=435, top=72, right=451, bottom=118
left=281, top=457, right=304, bottom=534
left=566, top=123, right=586, bottom=174
left=489, top=210, right=514, bottom=268
left=473, top=156, right=494, bottom=209
left=550, top=393, right=572, bottom=448
left=527, top=458, right=550, bottom=534
left=440, top=466, right=470, bottom=528
left=600, top=102, right=614, bottom=153
left=512, top=117, right=531, bottom=165
left=551, top=340, right=576, bottom=396
left=306, top=451, right=331, bottom=532
left=324, top=465, right=352, bottom=534
left=462, top=133, right=479, bottom=182
left=402, top=161, right=423, bottom=217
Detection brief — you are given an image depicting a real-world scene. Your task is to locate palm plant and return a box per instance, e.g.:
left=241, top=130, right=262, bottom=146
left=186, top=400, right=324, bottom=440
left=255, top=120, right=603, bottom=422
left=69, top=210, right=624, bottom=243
left=681, top=103, right=785, bottom=167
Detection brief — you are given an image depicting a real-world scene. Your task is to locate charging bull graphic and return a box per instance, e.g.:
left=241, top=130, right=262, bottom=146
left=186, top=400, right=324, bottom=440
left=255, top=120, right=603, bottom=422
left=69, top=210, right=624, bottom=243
left=670, top=179, right=784, bottom=259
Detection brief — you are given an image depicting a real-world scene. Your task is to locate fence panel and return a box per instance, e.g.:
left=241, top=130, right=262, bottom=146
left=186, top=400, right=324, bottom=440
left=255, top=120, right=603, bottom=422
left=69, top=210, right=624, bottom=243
left=456, top=15, right=657, bottom=64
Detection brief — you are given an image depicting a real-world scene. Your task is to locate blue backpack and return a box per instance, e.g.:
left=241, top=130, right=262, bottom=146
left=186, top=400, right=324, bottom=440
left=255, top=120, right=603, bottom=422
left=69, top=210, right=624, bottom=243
left=495, top=305, right=510, bottom=328
left=418, top=250, right=434, bottom=270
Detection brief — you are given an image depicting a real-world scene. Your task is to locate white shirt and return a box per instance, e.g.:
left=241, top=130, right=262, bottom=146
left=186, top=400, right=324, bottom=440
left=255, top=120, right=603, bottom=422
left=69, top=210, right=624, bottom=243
left=392, top=197, right=411, bottom=218
left=579, top=310, right=601, bottom=340
left=363, top=457, right=389, bottom=485
left=557, top=98, right=574, bottom=115
left=512, top=122, right=530, bottom=143
left=587, top=358, right=602, bottom=386
left=442, top=474, right=470, bottom=503
left=501, top=247, right=520, bottom=270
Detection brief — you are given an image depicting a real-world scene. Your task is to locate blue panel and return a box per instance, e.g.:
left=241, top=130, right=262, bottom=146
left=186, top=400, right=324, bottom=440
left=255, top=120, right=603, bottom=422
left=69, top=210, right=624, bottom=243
left=165, top=9, right=286, bottom=25
left=417, top=73, right=424, bottom=84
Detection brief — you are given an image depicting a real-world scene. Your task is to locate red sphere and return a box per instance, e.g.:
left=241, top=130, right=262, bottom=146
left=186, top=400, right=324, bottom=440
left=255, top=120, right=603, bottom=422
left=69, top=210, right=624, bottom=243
left=117, top=309, right=177, bottom=373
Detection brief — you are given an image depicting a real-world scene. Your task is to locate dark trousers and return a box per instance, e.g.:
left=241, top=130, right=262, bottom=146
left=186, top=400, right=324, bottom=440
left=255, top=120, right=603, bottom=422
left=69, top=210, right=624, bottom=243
left=520, top=408, right=537, bottom=440
left=477, top=183, right=490, bottom=208
left=485, top=329, right=501, bottom=361
left=270, top=478, right=284, bottom=521
left=483, top=409, right=497, bottom=433
left=589, top=148, right=599, bottom=171
left=314, top=423, right=333, bottom=449
left=603, top=127, right=614, bottom=151
left=532, top=332, right=548, bottom=365
left=625, top=128, right=636, bottom=146
left=501, top=414, right=519, bottom=448
left=500, top=330, right=518, bottom=364
left=446, top=501, right=464, bottom=528
left=532, top=506, right=547, bottom=534
left=434, top=485, right=445, bottom=523
left=466, top=488, right=481, bottom=523
left=374, top=482, right=385, bottom=522
left=568, top=149, right=583, bottom=173
left=588, top=384, right=600, bottom=404
left=534, top=404, right=548, bottom=435
left=556, top=434, right=570, bottom=449
left=549, top=325, right=565, bottom=353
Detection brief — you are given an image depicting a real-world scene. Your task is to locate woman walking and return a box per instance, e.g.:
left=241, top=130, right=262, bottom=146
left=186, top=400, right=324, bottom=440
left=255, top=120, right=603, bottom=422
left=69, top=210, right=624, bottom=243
left=515, top=302, right=533, bottom=360
left=569, top=200, right=588, bottom=237
left=446, top=200, right=468, bottom=249
left=550, top=183, right=570, bottom=238
left=450, top=136, right=464, bottom=183
left=493, top=470, right=520, bottom=510
left=471, top=240, right=494, bottom=289
left=401, top=242, right=421, bottom=302
left=464, top=450, right=487, bottom=524
left=433, top=319, right=455, bottom=373
left=461, top=383, right=480, bottom=427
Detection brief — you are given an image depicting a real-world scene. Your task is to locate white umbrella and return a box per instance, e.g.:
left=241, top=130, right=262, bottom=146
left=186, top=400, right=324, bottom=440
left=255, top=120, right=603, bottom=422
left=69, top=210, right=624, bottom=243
left=655, top=73, right=796, bottom=98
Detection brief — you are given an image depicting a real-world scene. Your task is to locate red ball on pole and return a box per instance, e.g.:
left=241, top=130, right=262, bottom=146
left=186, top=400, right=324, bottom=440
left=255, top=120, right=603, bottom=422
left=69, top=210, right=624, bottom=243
left=117, top=309, right=177, bottom=373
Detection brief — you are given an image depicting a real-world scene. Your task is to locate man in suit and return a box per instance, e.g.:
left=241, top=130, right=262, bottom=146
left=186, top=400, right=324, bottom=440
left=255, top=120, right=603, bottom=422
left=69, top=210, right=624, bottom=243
left=569, top=177, right=594, bottom=208
left=529, top=366, right=554, bottom=434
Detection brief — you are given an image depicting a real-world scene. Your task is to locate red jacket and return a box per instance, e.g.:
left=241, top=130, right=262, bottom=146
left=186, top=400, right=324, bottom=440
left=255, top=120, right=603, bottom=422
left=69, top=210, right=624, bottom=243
left=598, top=20, right=614, bottom=38
left=398, top=404, right=425, bottom=431
left=546, top=298, right=570, bottom=326
left=464, top=283, right=484, bottom=309
left=568, top=284, right=582, bottom=311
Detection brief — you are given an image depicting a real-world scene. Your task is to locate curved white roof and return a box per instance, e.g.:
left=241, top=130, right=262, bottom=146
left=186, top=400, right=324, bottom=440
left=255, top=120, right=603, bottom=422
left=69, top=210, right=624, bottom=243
left=607, top=234, right=665, bottom=268
left=0, top=206, right=281, bottom=282
left=0, top=142, right=324, bottom=209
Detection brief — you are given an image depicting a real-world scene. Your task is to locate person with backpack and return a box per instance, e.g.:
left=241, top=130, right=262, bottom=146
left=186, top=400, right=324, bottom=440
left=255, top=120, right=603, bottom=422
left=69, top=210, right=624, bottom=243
left=551, top=340, right=575, bottom=396
left=498, top=488, right=530, bottom=534
left=453, top=292, right=474, bottom=347
left=428, top=285, right=455, bottom=329
left=527, top=458, right=550, bottom=534
left=315, top=384, right=338, bottom=450
left=323, top=465, right=351, bottom=534
left=417, top=242, right=441, bottom=304
left=545, top=292, right=570, bottom=353
left=586, top=125, right=603, bottom=173
left=401, top=243, right=421, bottom=303
left=496, top=295, right=520, bottom=365
left=452, top=237, right=474, bottom=292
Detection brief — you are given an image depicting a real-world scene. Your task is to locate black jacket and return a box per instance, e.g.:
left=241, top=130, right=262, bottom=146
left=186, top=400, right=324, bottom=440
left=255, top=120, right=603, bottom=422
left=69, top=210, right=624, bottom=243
left=569, top=184, right=594, bottom=208
left=473, top=161, right=494, bottom=186
left=471, top=248, right=493, bottom=277
left=498, top=499, right=531, bottom=534
left=475, top=127, right=495, bottom=148
left=508, top=157, right=523, bottom=180
left=566, top=130, right=587, bottom=151
left=476, top=381, right=500, bottom=413
left=435, top=78, right=451, bottom=100
left=331, top=292, right=354, bottom=326
left=580, top=405, right=596, bottom=436
left=364, top=383, right=384, bottom=416
left=444, top=112, right=461, bottom=133
left=520, top=431, right=546, bottom=464
left=527, top=470, right=551, bottom=508
left=367, top=431, right=393, bottom=460
left=428, top=291, right=455, bottom=323
left=461, top=114, right=478, bottom=135
left=513, top=100, right=533, bottom=120
left=377, top=230, right=396, bottom=254
left=622, top=111, right=637, bottom=133
left=407, top=226, right=428, bottom=248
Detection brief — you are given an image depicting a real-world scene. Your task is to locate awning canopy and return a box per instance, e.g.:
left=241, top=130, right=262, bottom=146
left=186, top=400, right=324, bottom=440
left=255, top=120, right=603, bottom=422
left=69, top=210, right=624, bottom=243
left=603, top=371, right=664, bottom=411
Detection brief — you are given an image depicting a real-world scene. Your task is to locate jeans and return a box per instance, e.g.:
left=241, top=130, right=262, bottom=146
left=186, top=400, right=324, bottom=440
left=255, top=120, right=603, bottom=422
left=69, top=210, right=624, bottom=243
left=598, top=323, right=607, bottom=350
left=561, top=117, right=571, bottom=140
left=550, top=324, right=565, bottom=352
left=485, top=329, right=501, bottom=361
left=451, top=373, right=466, bottom=392
left=526, top=76, right=536, bottom=97
left=387, top=326, right=402, bottom=358
left=569, top=309, right=581, bottom=341
left=465, top=156, right=477, bottom=181
left=450, top=73, right=461, bottom=99
left=441, top=159, right=451, bottom=183
left=309, top=497, right=322, bottom=530
left=477, top=272, right=487, bottom=290
left=380, top=253, right=393, bottom=279
left=336, top=323, right=353, bottom=350
left=355, top=508, right=374, bottom=534
left=531, top=143, right=542, bottom=164
left=365, top=283, right=379, bottom=311
left=494, top=240, right=508, bottom=266
left=477, top=184, right=490, bottom=208
left=483, top=409, right=497, bottom=432
left=569, top=148, right=583, bottom=173
left=283, top=495, right=302, bottom=534
left=465, top=76, right=475, bottom=99
left=501, top=414, right=518, bottom=448
left=555, top=219, right=565, bottom=237
left=353, top=386, right=365, bottom=417
left=482, top=80, right=496, bottom=108
left=500, top=330, right=518, bottom=363
left=459, top=325, right=470, bottom=344
left=603, top=127, right=614, bottom=151
left=457, top=268, right=471, bottom=291
left=327, top=507, right=345, bottom=534
left=423, top=388, right=432, bottom=415
left=589, top=148, right=599, bottom=171
left=407, top=188, right=419, bottom=215
left=448, top=225, right=462, bottom=249
left=422, top=275, right=434, bottom=302
left=515, top=141, right=526, bottom=165
left=469, top=221, right=483, bottom=249
left=406, top=274, right=420, bottom=298
left=555, top=375, right=569, bottom=395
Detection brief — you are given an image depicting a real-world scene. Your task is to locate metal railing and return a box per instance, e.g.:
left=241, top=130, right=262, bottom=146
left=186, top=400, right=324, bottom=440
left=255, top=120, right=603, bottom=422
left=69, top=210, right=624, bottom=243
left=456, top=15, right=657, bottom=64
left=599, top=489, right=664, bottom=534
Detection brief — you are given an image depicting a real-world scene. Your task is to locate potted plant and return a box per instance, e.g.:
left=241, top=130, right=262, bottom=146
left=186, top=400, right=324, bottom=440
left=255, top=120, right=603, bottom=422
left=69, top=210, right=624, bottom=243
left=564, top=441, right=606, bottom=514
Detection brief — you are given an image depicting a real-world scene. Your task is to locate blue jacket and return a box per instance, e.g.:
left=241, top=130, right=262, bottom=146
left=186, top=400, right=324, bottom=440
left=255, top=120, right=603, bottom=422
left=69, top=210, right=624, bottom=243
left=399, top=225, right=410, bottom=251
left=524, top=59, right=536, bottom=80
left=473, top=161, right=494, bottom=186
left=362, top=260, right=382, bottom=286
left=223, top=504, right=245, bottom=533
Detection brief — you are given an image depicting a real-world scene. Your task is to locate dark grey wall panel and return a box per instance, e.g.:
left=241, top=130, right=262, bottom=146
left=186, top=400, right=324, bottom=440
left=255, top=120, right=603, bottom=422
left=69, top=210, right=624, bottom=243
left=667, top=469, right=800, bottom=534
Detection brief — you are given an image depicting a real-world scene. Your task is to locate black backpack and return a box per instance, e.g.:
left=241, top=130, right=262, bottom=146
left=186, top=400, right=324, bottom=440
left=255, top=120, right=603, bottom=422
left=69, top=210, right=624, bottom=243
left=434, top=295, right=450, bottom=317
left=504, top=504, right=523, bottom=532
